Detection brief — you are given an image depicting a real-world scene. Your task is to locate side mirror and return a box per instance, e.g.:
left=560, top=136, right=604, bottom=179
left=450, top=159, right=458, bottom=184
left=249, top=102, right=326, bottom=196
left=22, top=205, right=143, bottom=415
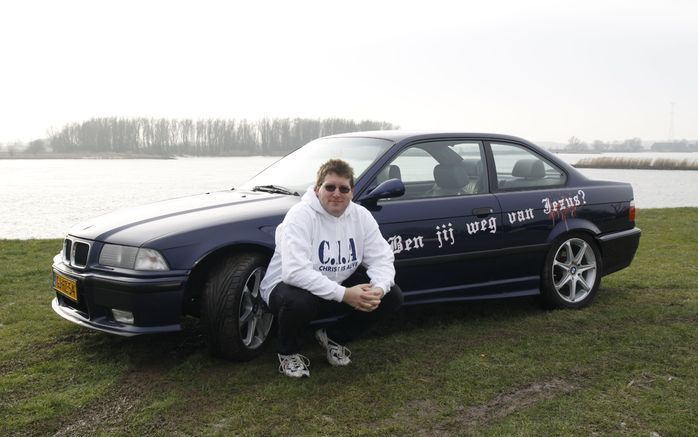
left=358, top=178, right=405, bottom=205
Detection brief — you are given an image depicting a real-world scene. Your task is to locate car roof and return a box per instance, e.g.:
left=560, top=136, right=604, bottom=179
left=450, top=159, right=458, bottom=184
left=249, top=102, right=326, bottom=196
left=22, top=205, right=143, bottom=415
left=324, top=130, right=533, bottom=144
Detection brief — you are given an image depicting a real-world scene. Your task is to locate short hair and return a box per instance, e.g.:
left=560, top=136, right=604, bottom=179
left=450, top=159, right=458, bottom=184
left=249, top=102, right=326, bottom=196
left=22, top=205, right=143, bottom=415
left=316, top=159, right=355, bottom=188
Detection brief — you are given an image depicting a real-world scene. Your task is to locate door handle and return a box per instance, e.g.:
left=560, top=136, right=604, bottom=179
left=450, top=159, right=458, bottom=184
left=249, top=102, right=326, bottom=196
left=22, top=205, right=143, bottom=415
left=472, top=207, right=494, bottom=217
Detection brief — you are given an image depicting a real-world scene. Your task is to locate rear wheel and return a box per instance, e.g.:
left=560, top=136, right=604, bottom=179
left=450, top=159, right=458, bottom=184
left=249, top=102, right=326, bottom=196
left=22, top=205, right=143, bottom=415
left=201, top=252, right=273, bottom=361
left=541, top=234, right=602, bottom=308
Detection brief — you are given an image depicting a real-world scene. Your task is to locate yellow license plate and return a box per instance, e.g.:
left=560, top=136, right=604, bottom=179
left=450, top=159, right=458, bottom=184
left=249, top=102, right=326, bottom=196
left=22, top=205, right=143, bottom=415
left=54, top=272, right=78, bottom=302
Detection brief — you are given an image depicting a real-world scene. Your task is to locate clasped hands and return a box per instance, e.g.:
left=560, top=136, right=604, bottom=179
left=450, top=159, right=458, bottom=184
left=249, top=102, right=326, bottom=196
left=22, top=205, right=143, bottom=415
left=343, top=284, right=384, bottom=312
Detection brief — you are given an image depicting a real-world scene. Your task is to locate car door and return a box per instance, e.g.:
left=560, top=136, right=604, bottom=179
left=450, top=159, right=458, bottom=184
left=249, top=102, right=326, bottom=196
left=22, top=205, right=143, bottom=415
left=361, top=140, right=503, bottom=304
left=486, top=141, right=568, bottom=289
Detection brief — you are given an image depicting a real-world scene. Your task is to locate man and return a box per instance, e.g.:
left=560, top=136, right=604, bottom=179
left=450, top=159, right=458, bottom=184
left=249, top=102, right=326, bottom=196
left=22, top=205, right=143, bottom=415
left=260, top=158, right=403, bottom=378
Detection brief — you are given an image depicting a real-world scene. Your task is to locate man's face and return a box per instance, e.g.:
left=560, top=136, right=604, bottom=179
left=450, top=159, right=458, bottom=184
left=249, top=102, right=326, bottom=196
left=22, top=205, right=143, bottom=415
left=315, top=172, right=353, bottom=217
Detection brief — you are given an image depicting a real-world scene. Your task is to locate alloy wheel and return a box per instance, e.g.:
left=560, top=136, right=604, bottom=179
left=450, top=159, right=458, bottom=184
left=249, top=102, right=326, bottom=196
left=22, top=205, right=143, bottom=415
left=552, top=237, right=598, bottom=303
left=238, top=267, right=273, bottom=349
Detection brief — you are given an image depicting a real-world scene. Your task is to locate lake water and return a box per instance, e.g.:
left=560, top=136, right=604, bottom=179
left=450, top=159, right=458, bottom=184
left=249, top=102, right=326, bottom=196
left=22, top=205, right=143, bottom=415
left=1, top=153, right=697, bottom=239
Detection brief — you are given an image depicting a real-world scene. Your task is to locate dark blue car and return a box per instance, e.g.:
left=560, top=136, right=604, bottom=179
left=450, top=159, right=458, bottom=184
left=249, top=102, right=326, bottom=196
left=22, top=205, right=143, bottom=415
left=52, top=131, right=641, bottom=360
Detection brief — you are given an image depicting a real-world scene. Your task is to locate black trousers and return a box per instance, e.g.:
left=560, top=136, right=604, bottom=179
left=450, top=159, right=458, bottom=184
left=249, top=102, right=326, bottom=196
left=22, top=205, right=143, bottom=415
left=267, top=271, right=403, bottom=355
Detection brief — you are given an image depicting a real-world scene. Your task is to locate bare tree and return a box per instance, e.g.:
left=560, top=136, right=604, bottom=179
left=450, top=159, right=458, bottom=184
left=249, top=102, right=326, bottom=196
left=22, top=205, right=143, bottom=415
left=44, top=117, right=396, bottom=156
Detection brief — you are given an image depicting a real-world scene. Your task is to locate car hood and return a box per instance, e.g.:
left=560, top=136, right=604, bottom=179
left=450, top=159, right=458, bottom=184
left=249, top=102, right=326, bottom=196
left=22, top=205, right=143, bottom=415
left=68, top=190, right=299, bottom=247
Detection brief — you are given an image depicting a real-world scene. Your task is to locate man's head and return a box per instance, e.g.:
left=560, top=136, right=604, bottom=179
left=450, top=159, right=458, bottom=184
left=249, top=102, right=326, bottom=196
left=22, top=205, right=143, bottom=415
left=314, top=159, right=355, bottom=217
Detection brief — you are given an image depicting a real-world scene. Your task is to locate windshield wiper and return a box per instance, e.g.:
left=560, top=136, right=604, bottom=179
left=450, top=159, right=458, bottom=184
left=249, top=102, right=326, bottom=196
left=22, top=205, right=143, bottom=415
left=252, top=185, right=299, bottom=196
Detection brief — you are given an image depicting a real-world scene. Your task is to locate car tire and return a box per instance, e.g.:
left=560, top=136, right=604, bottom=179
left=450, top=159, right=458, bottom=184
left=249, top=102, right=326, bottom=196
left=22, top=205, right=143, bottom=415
left=541, top=233, right=603, bottom=309
left=201, top=252, right=273, bottom=361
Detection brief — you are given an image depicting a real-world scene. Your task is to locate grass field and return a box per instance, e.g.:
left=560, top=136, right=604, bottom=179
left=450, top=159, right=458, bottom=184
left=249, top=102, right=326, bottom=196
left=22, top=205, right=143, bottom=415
left=1, top=208, right=696, bottom=436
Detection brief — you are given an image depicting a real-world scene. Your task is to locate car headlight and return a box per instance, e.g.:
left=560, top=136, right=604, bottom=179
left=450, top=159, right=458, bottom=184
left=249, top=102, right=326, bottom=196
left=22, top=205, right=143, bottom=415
left=99, top=244, right=170, bottom=271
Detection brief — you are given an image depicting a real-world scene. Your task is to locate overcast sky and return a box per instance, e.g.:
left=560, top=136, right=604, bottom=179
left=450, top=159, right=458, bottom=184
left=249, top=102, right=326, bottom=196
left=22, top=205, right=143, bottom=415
left=1, top=0, right=696, bottom=144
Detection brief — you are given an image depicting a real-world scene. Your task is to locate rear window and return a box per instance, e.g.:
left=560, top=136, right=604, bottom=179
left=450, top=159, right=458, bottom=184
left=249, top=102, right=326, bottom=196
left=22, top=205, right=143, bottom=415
left=490, top=142, right=566, bottom=190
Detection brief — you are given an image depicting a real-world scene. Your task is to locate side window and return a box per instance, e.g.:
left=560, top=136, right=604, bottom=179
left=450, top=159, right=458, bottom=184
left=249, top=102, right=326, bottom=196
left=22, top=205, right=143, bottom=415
left=375, top=141, right=487, bottom=200
left=390, top=147, right=437, bottom=183
left=490, top=142, right=566, bottom=190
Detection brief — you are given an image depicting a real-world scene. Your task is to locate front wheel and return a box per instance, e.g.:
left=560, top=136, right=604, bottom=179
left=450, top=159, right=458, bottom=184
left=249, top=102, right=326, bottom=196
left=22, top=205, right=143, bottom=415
left=201, top=252, right=274, bottom=361
left=541, top=234, right=602, bottom=309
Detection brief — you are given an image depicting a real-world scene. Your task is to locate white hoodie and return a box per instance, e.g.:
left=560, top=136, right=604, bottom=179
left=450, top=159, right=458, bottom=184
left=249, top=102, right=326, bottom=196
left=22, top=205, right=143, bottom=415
left=260, top=185, right=395, bottom=304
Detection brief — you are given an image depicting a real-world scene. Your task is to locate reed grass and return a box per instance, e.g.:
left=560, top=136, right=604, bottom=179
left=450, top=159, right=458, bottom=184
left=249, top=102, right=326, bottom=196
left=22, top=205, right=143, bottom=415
left=574, top=156, right=698, bottom=170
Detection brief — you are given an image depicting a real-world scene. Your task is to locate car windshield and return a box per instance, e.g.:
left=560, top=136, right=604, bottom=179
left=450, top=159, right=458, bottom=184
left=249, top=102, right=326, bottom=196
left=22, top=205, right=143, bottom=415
left=240, top=137, right=393, bottom=194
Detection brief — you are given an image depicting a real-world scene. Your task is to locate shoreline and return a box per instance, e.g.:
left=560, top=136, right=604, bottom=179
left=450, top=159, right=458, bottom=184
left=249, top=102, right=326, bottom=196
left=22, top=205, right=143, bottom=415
left=0, top=153, right=287, bottom=160
left=3, top=206, right=695, bottom=240
left=0, top=153, right=176, bottom=160
left=3, top=154, right=696, bottom=170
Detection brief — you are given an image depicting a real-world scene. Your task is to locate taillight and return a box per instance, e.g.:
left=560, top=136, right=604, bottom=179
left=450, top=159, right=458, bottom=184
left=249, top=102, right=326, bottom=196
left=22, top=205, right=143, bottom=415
left=629, top=200, right=636, bottom=221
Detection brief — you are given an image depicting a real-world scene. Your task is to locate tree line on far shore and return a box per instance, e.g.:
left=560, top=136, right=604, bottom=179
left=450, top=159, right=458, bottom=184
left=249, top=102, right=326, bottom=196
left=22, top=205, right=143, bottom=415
left=561, top=136, right=698, bottom=153
left=5, top=122, right=697, bottom=156
left=15, top=117, right=398, bottom=156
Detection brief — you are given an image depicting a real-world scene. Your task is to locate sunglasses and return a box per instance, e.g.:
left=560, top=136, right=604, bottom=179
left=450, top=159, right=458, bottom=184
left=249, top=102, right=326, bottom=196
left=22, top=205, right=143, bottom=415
left=323, top=184, right=351, bottom=194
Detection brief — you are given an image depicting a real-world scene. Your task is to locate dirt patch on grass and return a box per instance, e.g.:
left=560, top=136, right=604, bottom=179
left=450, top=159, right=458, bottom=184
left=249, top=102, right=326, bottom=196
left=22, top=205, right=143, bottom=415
left=406, top=378, right=579, bottom=437
left=455, top=378, right=577, bottom=430
left=49, top=369, right=158, bottom=437
left=48, top=330, right=206, bottom=437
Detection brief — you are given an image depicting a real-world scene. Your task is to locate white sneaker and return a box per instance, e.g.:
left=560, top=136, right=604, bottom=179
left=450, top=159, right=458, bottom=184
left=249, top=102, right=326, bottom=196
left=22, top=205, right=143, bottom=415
left=278, top=353, right=310, bottom=378
left=315, top=329, right=351, bottom=366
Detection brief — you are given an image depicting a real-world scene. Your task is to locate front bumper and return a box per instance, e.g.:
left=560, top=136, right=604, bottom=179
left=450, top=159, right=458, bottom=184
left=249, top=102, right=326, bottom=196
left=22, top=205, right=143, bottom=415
left=52, top=256, right=189, bottom=336
left=597, top=227, right=641, bottom=275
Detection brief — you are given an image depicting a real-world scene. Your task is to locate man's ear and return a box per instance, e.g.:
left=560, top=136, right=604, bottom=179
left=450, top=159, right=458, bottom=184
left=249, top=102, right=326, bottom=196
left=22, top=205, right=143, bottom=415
left=314, top=185, right=320, bottom=195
